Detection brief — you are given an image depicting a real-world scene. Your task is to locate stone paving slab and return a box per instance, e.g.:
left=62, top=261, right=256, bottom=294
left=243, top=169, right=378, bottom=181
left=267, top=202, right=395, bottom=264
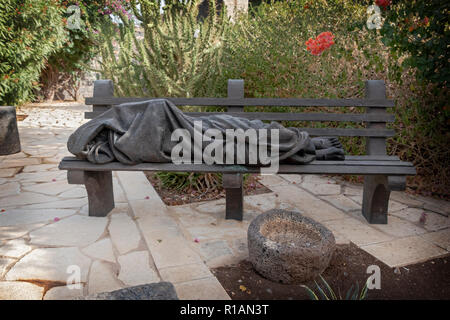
left=323, top=217, right=393, bottom=246
left=174, top=277, right=230, bottom=300
left=81, top=238, right=116, bottom=263
left=22, top=164, right=58, bottom=173
left=361, top=236, right=448, bottom=267
left=108, top=213, right=142, bottom=255
left=0, top=157, right=41, bottom=169
left=0, top=238, right=32, bottom=258
left=0, top=223, right=47, bottom=242
left=118, top=251, right=160, bottom=286
left=116, top=171, right=164, bottom=202
left=19, top=199, right=88, bottom=211
left=44, top=285, right=85, bottom=300
left=5, top=247, right=91, bottom=282
left=0, top=182, right=20, bottom=197
left=22, top=180, right=75, bottom=196
left=0, top=168, right=21, bottom=178
left=30, top=215, right=108, bottom=247
left=391, top=207, right=450, bottom=232
left=320, top=194, right=361, bottom=213
left=420, top=229, right=450, bottom=251
left=159, top=263, right=213, bottom=284
left=301, top=182, right=341, bottom=195
left=372, top=216, right=427, bottom=238
left=0, top=257, right=15, bottom=278
left=146, top=236, right=203, bottom=269
left=0, top=208, right=76, bottom=226
left=0, top=281, right=44, bottom=300
left=88, top=260, right=123, bottom=295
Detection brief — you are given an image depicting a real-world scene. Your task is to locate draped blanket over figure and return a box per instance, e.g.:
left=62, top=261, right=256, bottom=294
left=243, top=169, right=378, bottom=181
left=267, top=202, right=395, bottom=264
left=67, top=99, right=344, bottom=165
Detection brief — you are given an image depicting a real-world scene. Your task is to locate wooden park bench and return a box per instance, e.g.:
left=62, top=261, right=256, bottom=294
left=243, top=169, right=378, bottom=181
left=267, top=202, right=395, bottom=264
left=59, top=79, right=416, bottom=224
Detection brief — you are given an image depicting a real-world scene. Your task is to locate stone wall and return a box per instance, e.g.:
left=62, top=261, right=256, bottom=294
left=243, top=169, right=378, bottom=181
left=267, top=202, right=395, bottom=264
left=199, top=0, right=248, bottom=20
left=223, top=0, right=248, bottom=19
left=77, top=71, right=100, bottom=101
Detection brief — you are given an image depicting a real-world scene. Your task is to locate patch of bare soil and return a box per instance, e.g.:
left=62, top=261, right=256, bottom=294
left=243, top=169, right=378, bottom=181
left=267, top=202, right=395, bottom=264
left=145, top=172, right=271, bottom=206
left=212, top=243, right=450, bottom=300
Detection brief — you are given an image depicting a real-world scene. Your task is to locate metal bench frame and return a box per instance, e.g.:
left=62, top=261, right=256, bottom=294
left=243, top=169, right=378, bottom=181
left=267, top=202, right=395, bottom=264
left=59, top=79, right=416, bottom=224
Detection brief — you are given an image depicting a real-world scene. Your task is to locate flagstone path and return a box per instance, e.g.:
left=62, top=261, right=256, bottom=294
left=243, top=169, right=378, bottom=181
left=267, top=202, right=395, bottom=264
left=0, top=103, right=449, bottom=300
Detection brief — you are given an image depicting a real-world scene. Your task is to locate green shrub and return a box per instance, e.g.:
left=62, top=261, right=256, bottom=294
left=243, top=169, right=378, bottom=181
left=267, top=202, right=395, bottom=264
left=381, top=0, right=449, bottom=87
left=219, top=0, right=449, bottom=197
left=0, top=0, right=67, bottom=105
left=94, top=0, right=229, bottom=97
left=38, top=1, right=110, bottom=101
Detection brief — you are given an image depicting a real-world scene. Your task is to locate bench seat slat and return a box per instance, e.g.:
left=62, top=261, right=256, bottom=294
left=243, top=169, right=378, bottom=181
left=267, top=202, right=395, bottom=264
left=86, top=110, right=395, bottom=124
left=59, top=158, right=416, bottom=175
left=85, top=97, right=395, bottom=108
left=60, top=155, right=401, bottom=162
left=297, top=128, right=394, bottom=137
left=84, top=112, right=396, bottom=137
left=184, top=112, right=395, bottom=122
left=344, top=155, right=399, bottom=161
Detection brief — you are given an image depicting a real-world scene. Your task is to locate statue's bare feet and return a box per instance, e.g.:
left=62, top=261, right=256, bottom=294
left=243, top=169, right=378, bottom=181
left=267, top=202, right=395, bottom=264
left=316, top=147, right=345, bottom=160
left=311, top=137, right=342, bottom=150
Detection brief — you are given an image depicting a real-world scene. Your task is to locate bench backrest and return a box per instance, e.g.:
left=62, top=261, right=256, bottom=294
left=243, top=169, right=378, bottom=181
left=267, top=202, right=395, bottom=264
left=84, top=79, right=394, bottom=156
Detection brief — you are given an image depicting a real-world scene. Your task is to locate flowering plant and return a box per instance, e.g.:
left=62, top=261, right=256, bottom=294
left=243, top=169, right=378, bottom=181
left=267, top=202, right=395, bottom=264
left=375, top=0, right=391, bottom=10
left=380, top=0, right=447, bottom=87
left=305, top=32, right=335, bottom=55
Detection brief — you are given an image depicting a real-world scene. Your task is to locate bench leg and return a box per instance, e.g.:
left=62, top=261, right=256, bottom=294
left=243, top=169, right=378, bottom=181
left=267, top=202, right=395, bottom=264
left=362, top=175, right=390, bottom=224
left=68, top=170, right=115, bottom=217
left=223, top=173, right=243, bottom=221
left=84, top=171, right=115, bottom=217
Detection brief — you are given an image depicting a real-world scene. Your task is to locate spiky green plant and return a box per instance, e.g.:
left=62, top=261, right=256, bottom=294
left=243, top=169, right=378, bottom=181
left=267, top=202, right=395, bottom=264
left=301, top=275, right=369, bottom=300
left=155, top=171, right=252, bottom=193
left=93, top=0, right=229, bottom=98
left=156, top=172, right=223, bottom=192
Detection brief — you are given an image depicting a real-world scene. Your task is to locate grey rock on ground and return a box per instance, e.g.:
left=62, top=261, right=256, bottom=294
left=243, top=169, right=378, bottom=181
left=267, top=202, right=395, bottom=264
left=248, top=209, right=335, bottom=284
left=0, top=106, right=21, bottom=155
left=79, top=282, right=178, bottom=300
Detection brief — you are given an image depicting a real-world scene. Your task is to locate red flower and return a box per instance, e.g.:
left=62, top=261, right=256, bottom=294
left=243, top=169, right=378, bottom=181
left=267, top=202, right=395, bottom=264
left=375, top=0, right=391, bottom=9
left=305, top=32, right=335, bottom=56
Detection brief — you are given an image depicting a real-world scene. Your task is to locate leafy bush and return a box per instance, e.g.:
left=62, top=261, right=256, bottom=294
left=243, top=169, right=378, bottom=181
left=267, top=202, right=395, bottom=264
left=0, top=0, right=109, bottom=104
left=0, top=0, right=66, bottom=105
left=38, top=1, right=110, bottom=101
left=218, top=0, right=449, bottom=197
left=380, top=0, right=449, bottom=87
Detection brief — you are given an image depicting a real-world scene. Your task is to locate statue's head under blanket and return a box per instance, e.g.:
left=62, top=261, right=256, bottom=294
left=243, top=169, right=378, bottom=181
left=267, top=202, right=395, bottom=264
left=67, top=99, right=345, bottom=165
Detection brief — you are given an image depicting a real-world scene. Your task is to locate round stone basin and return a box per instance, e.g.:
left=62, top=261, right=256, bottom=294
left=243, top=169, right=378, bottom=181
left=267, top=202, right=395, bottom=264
left=248, top=209, right=335, bottom=284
